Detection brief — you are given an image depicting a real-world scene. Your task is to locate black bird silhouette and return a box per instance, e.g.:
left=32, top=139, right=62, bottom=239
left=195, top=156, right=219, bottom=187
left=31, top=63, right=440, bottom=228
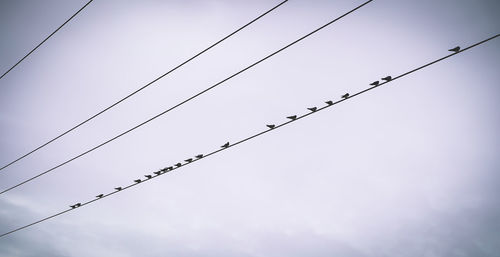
left=96, top=194, right=104, bottom=198
left=144, top=175, right=152, bottom=179
left=70, top=204, right=76, bottom=209
left=134, top=179, right=142, bottom=183
left=370, top=81, right=380, bottom=86
left=341, top=93, right=350, bottom=99
left=287, top=115, right=297, bottom=120
left=71, top=203, right=82, bottom=208
left=185, top=158, right=193, bottom=163
left=154, top=171, right=162, bottom=175
left=221, top=142, right=230, bottom=148
left=175, top=163, right=182, bottom=167
left=382, top=76, right=392, bottom=82
left=167, top=166, right=173, bottom=171
left=448, top=46, right=460, bottom=53
left=325, top=100, right=333, bottom=105
left=266, top=124, right=276, bottom=129
left=115, top=187, right=122, bottom=191
left=195, top=154, right=204, bottom=159
left=307, top=107, right=318, bottom=112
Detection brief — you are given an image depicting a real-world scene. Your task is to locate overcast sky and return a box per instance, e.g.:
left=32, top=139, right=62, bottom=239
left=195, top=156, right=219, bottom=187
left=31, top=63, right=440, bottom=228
left=0, top=0, right=499, bottom=256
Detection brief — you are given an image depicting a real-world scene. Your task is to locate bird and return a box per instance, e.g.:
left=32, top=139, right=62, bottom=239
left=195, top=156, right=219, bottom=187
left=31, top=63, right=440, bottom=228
left=144, top=175, right=152, bottom=179
left=175, top=163, right=182, bottom=167
left=266, top=124, right=276, bottom=129
left=325, top=100, right=333, bottom=106
left=134, top=179, right=142, bottom=183
left=164, top=166, right=173, bottom=171
left=448, top=46, right=460, bottom=53
left=154, top=171, right=162, bottom=175
left=381, top=76, right=392, bottom=82
left=96, top=194, right=104, bottom=198
left=185, top=158, right=193, bottom=163
left=287, top=115, right=297, bottom=120
left=221, top=142, right=230, bottom=148
left=307, top=107, right=317, bottom=112
left=341, top=93, right=349, bottom=99
left=71, top=203, right=81, bottom=208
left=370, top=81, right=379, bottom=86
left=195, top=154, right=204, bottom=159
left=115, top=187, right=122, bottom=191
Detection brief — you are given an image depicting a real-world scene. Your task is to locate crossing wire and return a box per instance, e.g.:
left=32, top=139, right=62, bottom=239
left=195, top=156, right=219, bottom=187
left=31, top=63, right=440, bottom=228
left=0, top=0, right=373, bottom=195
left=0, top=0, right=289, bottom=172
left=0, top=33, right=497, bottom=239
left=0, top=0, right=94, bottom=81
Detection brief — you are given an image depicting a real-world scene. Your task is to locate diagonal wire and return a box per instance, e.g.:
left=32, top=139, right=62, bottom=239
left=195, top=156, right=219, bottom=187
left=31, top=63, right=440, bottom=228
left=0, top=0, right=94, bottom=81
left=0, top=0, right=289, bottom=172
left=0, top=0, right=373, bottom=195
left=0, top=33, right=497, bottom=239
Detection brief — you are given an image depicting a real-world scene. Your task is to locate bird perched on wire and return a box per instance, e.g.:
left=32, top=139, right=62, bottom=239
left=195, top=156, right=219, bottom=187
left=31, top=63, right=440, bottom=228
left=144, top=175, right=152, bottom=179
left=381, top=76, right=392, bottom=82
left=448, top=46, right=460, bottom=53
left=114, top=187, right=122, bottom=191
left=370, top=81, right=380, bottom=86
left=195, top=154, right=204, bottom=159
left=185, top=158, right=193, bottom=163
left=266, top=124, right=276, bottom=129
left=70, top=203, right=81, bottom=209
left=341, top=93, right=350, bottom=99
left=175, top=163, right=182, bottom=167
left=162, top=166, right=173, bottom=172
left=134, top=179, right=142, bottom=183
left=307, top=107, right=318, bottom=112
left=325, top=100, right=333, bottom=106
left=287, top=115, right=297, bottom=120
left=96, top=194, right=104, bottom=198
left=154, top=171, right=162, bottom=175
left=221, top=142, right=230, bottom=148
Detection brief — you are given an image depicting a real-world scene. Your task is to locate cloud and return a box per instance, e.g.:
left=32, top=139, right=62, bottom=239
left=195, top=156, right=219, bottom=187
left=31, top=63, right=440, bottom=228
left=0, top=199, right=67, bottom=257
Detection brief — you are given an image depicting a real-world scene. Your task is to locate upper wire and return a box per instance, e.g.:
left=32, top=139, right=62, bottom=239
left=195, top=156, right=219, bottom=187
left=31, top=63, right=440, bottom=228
left=0, top=0, right=94, bottom=81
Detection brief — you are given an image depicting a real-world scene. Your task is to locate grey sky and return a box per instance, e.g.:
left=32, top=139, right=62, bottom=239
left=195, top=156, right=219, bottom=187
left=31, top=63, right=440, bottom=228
left=0, top=0, right=499, bottom=256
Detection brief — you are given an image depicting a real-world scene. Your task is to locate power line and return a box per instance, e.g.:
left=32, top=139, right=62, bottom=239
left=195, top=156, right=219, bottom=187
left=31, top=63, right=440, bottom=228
left=0, top=0, right=94, bottom=81
left=0, top=0, right=289, bottom=172
left=0, top=0, right=373, bottom=195
left=0, top=33, right=497, bottom=239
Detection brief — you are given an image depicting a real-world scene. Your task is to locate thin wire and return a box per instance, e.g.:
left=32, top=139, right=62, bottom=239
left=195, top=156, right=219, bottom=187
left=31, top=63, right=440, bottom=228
left=0, top=0, right=94, bottom=81
left=0, top=0, right=289, bottom=172
left=0, top=0, right=373, bottom=195
left=0, top=33, right=497, bottom=239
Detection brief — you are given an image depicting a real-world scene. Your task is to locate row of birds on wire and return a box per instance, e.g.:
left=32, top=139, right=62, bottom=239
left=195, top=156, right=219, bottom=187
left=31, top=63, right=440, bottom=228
left=69, top=45, right=464, bottom=209
left=68, top=76, right=394, bottom=209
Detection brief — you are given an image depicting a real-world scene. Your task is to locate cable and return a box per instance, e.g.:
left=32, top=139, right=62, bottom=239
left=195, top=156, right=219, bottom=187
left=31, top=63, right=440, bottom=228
left=0, top=0, right=373, bottom=195
left=0, top=33, right=497, bottom=239
left=0, top=0, right=289, bottom=172
left=0, top=0, right=94, bottom=81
